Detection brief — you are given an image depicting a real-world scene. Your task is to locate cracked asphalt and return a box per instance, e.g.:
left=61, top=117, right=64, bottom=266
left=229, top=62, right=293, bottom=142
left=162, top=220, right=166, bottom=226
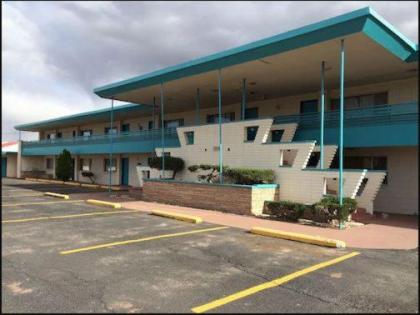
left=2, top=178, right=418, bottom=313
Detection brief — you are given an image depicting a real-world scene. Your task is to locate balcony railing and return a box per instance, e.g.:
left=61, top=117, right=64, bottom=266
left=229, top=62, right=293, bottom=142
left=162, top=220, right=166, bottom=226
left=23, top=128, right=179, bottom=148
left=273, top=103, right=418, bottom=128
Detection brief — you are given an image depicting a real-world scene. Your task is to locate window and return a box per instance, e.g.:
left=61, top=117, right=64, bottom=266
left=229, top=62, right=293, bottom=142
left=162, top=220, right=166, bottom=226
left=164, top=119, right=184, bottom=128
left=246, top=126, right=259, bottom=142
left=244, top=107, right=258, bottom=120
left=80, top=158, right=92, bottom=171
left=271, top=130, right=284, bottom=143
left=46, top=134, right=51, bottom=140
left=330, top=92, right=388, bottom=111
left=49, top=133, right=56, bottom=140
left=81, top=130, right=92, bottom=137
left=300, top=100, right=318, bottom=114
left=56, top=132, right=62, bottom=138
left=46, top=158, right=53, bottom=170
left=206, top=112, right=235, bottom=124
left=104, top=127, right=117, bottom=135
left=121, top=124, right=130, bottom=133
left=307, top=151, right=320, bottom=168
left=185, top=131, right=194, bottom=145
left=148, top=121, right=154, bottom=130
left=72, top=130, right=76, bottom=138
left=104, top=158, right=117, bottom=172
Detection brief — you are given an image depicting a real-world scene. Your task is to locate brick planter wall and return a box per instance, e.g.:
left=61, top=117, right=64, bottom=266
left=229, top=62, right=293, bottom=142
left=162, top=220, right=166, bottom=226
left=143, top=179, right=279, bottom=216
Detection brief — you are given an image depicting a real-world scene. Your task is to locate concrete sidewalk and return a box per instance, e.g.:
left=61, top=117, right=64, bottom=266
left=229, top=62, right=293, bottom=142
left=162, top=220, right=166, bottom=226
left=120, top=200, right=418, bottom=250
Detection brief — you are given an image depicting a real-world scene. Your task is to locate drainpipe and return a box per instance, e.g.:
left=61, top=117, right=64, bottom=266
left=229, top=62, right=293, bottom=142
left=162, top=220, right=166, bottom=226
left=160, top=83, right=165, bottom=179
left=339, top=39, right=345, bottom=229
left=218, top=69, right=223, bottom=183
left=320, top=61, right=325, bottom=169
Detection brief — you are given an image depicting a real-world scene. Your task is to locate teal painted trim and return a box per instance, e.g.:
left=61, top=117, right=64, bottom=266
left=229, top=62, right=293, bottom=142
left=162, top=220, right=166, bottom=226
left=339, top=39, right=345, bottom=205
left=218, top=69, right=223, bottom=183
left=93, top=7, right=417, bottom=99
left=263, top=140, right=316, bottom=144
left=406, top=49, right=418, bottom=63
left=320, top=60, right=325, bottom=169
left=144, top=178, right=278, bottom=189
left=94, top=8, right=372, bottom=98
left=303, top=168, right=367, bottom=173
left=160, top=83, right=165, bottom=178
left=15, top=103, right=152, bottom=131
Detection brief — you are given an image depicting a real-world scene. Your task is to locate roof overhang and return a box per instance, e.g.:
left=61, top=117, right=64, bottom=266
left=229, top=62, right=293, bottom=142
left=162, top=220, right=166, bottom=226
left=15, top=103, right=153, bottom=132
left=93, top=6, right=418, bottom=110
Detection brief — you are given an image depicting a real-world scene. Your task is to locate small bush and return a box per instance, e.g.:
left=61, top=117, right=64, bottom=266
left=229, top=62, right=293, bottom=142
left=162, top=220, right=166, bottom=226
left=149, top=156, right=185, bottom=179
left=312, top=196, right=358, bottom=223
left=188, top=164, right=229, bottom=183
left=263, top=201, right=307, bottom=221
left=55, top=149, right=73, bottom=181
left=224, top=168, right=275, bottom=185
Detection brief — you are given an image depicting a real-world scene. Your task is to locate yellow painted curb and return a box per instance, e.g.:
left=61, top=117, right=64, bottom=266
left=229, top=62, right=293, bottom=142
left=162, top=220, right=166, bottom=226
left=86, top=199, right=121, bottom=209
left=44, top=192, right=70, bottom=200
left=81, top=183, right=101, bottom=189
left=64, top=181, right=81, bottom=186
left=150, top=210, right=203, bottom=224
left=250, top=227, right=346, bottom=248
left=25, top=177, right=39, bottom=182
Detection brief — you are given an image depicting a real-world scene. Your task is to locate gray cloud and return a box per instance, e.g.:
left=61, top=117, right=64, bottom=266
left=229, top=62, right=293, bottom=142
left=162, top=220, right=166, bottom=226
left=2, top=1, right=418, bottom=140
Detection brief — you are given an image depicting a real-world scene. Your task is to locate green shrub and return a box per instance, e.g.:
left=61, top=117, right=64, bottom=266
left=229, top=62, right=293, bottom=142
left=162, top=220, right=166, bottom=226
left=148, top=156, right=185, bottom=179
left=188, top=164, right=229, bottom=183
left=312, top=196, right=358, bottom=224
left=224, top=168, right=275, bottom=185
left=55, top=149, right=73, bottom=181
left=263, top=201, right=307, bottom=221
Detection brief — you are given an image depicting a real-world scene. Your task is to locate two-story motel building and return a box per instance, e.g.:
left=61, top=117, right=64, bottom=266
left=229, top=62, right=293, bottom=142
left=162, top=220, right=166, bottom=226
left=13, top=8, right=418, bottom=215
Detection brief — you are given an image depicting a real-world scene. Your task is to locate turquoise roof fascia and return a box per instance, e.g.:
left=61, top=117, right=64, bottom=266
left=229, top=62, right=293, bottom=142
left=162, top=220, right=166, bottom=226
left=15, top=103, right=152, bottom=131
left=93, top=7, right=418, bottom=99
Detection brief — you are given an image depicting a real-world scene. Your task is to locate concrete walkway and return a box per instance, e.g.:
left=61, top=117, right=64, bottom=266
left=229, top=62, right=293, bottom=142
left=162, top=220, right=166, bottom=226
left=120, top=200, right=418, bottom=250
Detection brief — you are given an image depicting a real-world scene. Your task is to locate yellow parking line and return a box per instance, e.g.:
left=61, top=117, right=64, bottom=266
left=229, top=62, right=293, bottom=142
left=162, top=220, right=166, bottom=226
left=191, top=251, right=360, bottom=313
left=2, top=210, right=143, bottom=224
left=61, top=226, right=230, bottom=255
left=2, top=194, right=45, bottom=198
left=2, top=200, right=84, bottom=207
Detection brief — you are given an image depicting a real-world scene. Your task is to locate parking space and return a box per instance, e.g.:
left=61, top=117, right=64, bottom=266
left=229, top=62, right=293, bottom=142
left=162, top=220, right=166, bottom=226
left=2, top=178, right=418, bottom=313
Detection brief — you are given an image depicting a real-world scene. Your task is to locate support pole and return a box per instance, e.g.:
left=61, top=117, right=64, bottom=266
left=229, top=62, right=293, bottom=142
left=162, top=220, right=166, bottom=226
left=195, top=88, right=200, bottom=125
left=339, top=39, right=345, bottom=207
left=320, top=61, right=325, bottom=169
left=160, top=83, right=165, bottom=179
left=153, top=97, right=156, bottom=129
left=242, top=78, right=246, bottom=120
left=108, top=98, right=114, bottom=194
left=218, top=69, right=223, bottom=183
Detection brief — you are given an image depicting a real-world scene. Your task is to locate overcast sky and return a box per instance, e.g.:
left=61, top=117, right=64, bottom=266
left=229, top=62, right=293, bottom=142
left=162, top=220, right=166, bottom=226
left=2, top=1, right=418, bottom=140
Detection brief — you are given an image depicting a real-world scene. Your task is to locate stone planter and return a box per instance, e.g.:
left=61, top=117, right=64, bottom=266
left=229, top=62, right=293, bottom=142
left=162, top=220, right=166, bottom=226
left=142, top=179, right=279, bottom=216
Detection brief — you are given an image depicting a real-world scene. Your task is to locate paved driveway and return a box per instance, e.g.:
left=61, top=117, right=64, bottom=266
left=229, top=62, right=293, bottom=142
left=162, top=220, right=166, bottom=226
left=2, top=178, right=418, bottom=313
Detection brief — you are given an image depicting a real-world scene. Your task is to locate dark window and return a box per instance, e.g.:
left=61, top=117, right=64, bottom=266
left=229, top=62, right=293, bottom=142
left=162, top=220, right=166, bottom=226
left=72, top=130, right=76, bottom=138
left=104, top=127, right=117, bottom=135
left=148, top=121, right=154, bottom=130
left=121, top=124, right=130, bottom=133
left=164, top=119, right=184, bottom=128
left=330, top=92, right=388, bottom=111
left=185, top=131, right=194, bottom=145
left=46, top=134, right=51, bottom=140
left=56, top=132, right=62, bottom=138
left=244, top=107, right=258, bottom=120
left=246, top=126, right=259, bottom=141
left=46, top=158, right=53, bottom=170
left=271, top=130, right=284, bottom=142
left=104, top=158, right=117, bottom=172
left=79, top=159, right=84, bottom=171
left=300, top=100, right=318, bottom=114
left=307, top=151, right=321, bottom=168
left=81, top=130, right=92, bottom=137
left=206, top=112, right=235, bottom=124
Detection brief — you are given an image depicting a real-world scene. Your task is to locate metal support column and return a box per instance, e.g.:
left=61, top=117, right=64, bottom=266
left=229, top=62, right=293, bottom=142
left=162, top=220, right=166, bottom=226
left=339, top=39, right=345, bottom=206
left=241, top=78, right=246, bottom=120
left=320, top=61, right=325, bottom=169
left=108, top=98, right=114, bottom=193
left=218, top=69, right=223, bottom=183
left=195, top=88, right=200, bottom=125
left=160, top=83, right=165, bottom=179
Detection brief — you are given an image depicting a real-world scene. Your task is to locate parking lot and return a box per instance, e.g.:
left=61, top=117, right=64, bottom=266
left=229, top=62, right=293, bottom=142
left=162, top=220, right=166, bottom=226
left=2, top=178, right=418, bottom=313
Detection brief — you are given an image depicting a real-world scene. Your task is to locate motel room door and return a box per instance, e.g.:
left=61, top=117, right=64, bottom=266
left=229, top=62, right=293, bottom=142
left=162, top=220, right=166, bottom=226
left=2, top=157, right=7, bottom=177
left=121, top=158, right=129, bottom=186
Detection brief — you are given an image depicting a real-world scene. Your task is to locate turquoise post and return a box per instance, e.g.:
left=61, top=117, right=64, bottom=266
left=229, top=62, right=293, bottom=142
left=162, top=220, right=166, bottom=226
left=339, top=39, right=345, bottom=207
left=108, top=98, right=114, bottom=193
left=160, top=83, right=165, bottom=180
left=242, top=78, right=246, bottom=120
left=218, top=69, right=223, bottom=183
left=320, top=61, right=325, bottom=169
left=196, top=88, right=200, bottom=125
